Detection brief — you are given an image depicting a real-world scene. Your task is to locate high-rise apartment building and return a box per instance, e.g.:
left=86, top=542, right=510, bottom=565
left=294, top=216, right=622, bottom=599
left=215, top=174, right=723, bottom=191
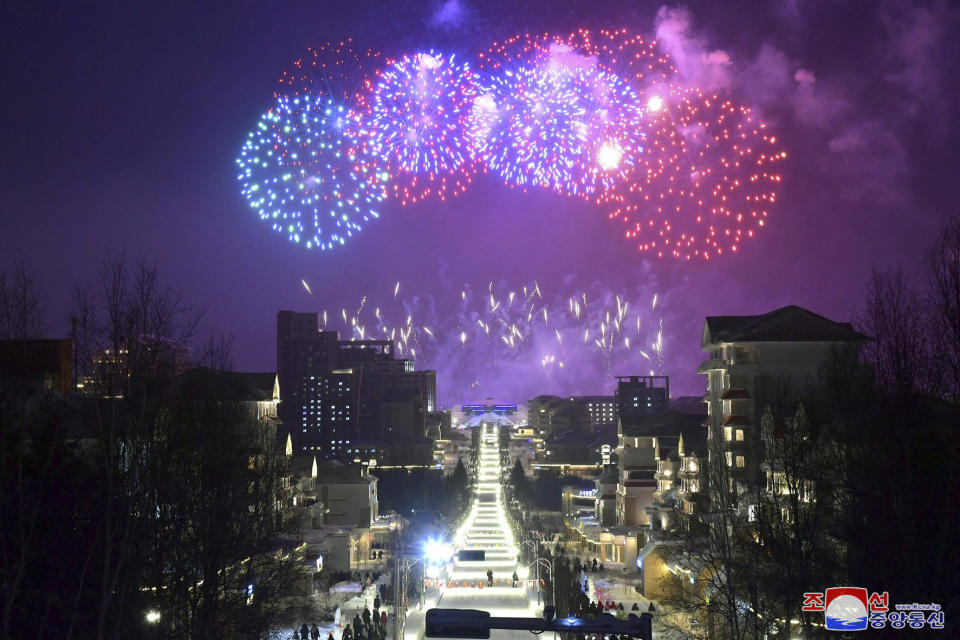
left=277, top=311, right=436, bottom=456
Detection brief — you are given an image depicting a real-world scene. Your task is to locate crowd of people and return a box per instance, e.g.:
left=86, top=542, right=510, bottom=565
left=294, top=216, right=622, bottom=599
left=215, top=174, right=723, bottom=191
left=290, top=574, right=390, bottom=640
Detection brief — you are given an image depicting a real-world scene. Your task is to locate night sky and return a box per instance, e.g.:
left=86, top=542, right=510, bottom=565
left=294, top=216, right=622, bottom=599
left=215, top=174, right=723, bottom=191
left=4, top=0, right=959, bottom=407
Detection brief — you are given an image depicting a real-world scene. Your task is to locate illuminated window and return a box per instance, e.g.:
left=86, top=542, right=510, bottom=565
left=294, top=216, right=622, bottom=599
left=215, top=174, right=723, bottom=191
left=736, top=456, right=745, bottom=468
left=735, top=429, right=744, bottom=441
left=725, top=452, right=733, bottom=467
left=724, top=427, right=732, bottom=441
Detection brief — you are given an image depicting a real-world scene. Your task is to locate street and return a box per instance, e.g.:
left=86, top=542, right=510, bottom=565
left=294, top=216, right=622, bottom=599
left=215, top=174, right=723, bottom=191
left=419, top=425, right=542, bottom=640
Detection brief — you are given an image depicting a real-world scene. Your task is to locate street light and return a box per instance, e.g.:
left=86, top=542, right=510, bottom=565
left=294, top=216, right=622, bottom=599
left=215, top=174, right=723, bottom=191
left=518, top=539, right=537, bottom=564
left=145, top=610, right=161, bottom=624
left=424, top=538, right=454, bottom=565
left=523, top=557, right=554, bottom=607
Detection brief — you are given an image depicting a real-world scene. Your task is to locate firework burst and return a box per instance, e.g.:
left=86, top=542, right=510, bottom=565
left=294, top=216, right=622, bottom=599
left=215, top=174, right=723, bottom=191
left=561, top=28, right=680, bottom=101
left=471, top=34, right=647, bottom=197
left=362, top=51, right=480, bottom=205
left=235, top=93, right=388, bottom=250
left=276, top=39, right=383, bottom=101
left=602, top=92, right=785, bottom=260
left=238, top=29, right=787, bottom=261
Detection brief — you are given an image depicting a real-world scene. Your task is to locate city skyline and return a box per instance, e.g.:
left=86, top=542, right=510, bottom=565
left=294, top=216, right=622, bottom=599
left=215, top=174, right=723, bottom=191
left=3, top=0, right=958, bottom=402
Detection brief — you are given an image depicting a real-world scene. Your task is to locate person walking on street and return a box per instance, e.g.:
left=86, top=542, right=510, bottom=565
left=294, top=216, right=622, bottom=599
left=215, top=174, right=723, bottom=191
left=362, top=607, right=372, bottom=629
left=374, top=595, right=381, bottom=611
left=380, top=610, right=387, bottom=628
left=312, top=623, right=321, bottom=639
left=301, top=624, right=310, bottom=640
left=512, top=571, right=519, bottom=587
left=328, top=633, right=335, bottom=640
left=486, top=569, right=493, bottom=587
left=343, top=624, right=353, bottom=640
left=353, top=614, right=363, bottom=633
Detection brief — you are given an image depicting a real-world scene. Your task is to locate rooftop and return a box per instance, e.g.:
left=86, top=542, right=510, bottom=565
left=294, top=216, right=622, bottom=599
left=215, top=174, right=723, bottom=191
left=703, top=305, right=868, bottom=346
left=622, top=410, right=708, bottom=442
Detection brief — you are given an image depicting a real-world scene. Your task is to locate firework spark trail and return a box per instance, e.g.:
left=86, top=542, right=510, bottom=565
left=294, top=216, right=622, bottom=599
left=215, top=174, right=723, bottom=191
left=307, top=280, right=665, bottom=405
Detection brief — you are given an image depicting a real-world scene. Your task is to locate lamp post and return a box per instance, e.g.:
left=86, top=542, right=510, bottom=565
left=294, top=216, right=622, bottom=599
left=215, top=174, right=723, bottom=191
left=393, top=555, right=427, bottom=640
left=518, top=539, right=537, bottom=566
left=524, top=557, right=553, bottom=608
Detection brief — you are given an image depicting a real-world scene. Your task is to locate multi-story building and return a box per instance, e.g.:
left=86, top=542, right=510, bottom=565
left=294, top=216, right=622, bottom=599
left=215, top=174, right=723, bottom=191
left=644, top=419, right=708, bottom=539
left=167, top=368, right=279, bottom=425
left=698, top=305, right=867, bottom=496
left=528, top=394, right=617, bottom=435
left=526, top=395, right=591, bottom=438
left=277, top=311, right=340, bottom=452
left=577, top=395, right=618, bottom=428
left=277, top=311, right=436, bottom=457
left=593, top=467, right=618, bottom=526
left=379, top=395, right=426, bottom=439
left=615, top=431, right=657, bottom=527
left=612, top=375, right=675, bottom=528
left=615, top=375, right=669, bottom=426
left=313, top=461, right=379, bottom=528
left=675, top=431, right=709, bottom=533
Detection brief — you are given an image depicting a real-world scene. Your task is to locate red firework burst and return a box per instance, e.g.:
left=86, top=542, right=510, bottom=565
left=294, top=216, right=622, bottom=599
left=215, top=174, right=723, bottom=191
left=602, top=92, right=786, bottom=260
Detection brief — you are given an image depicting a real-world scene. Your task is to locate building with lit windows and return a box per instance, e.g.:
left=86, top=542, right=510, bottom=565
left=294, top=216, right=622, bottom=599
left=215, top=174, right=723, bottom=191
left=277, top=311, right=436, bottom=458
left=698, top=305, right=867, bottom=495
left=578, top=395, right=618, bottom=428
left=615, top=375, right=669, bottom=425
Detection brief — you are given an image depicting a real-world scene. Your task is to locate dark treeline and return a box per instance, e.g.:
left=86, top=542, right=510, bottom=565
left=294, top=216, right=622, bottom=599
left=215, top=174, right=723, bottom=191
left=375, top=458, right=471, bottom=528
left=0, top=254, right=303, bottom=640
left=510, top=460, right=590, bottom=512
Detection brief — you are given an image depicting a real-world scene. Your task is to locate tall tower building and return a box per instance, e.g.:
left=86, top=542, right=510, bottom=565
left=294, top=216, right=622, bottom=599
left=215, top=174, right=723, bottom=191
left=277, top=311, right=341, bottom=453
left=277, top=311, right=437, bottom=457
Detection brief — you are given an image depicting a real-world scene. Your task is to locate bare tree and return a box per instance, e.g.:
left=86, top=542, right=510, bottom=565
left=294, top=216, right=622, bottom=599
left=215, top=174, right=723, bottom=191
left=926, top=215, right=960, bottom=399
left=854, top=267, right=929, bottom=397
left=656, top=433, right=766, bottom=640
left=753, top=406, right=842, bottom=640
left=68, top=252, right=203, bottom=639
left=141, top=374, right=304, bottom=640
left=0, top=251, right=45, bottom=340
left=72, top=251, right=202, bottom=398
